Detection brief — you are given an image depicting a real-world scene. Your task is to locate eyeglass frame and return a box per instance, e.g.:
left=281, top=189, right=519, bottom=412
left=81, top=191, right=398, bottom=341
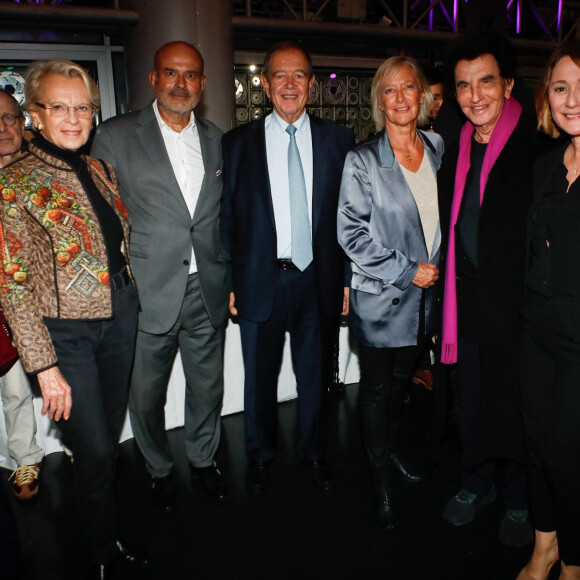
left=0, top=113, right=23, bottom=127
left=34, top=102, right=96, bottom=119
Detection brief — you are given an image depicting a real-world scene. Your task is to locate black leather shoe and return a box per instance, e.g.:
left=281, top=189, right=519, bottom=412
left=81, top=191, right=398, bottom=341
left=87, top=562, right=108, bottom=580
left=302, top=458, right=333, bottom=491
left=192, top=462, right=229, bottom=503
left=247, top=459, right=269, bottom=493
left=389, top=454, right=423, bottom=484
left=150, top=474, right=175, bottom=512
left=86, top=541, right=150, bottom=579
left=373, top=488, right=396, bottom=530
left=115, top=539, right=150, bottom=567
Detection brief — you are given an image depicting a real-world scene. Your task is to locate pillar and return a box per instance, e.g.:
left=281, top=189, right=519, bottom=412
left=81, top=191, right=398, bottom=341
left=120, top=0, right=234, bottom=132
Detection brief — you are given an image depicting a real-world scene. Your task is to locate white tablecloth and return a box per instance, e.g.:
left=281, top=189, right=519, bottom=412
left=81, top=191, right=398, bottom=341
left=0, top=323, right=360, bottom=470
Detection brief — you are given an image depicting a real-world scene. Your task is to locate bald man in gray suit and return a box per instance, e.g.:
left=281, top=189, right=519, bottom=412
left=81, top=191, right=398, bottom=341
left=92, top=41, right=229, bottom=510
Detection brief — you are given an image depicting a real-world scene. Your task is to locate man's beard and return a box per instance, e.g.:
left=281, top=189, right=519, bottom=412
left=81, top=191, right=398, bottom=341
left=158, top=92, right=199, bottom=115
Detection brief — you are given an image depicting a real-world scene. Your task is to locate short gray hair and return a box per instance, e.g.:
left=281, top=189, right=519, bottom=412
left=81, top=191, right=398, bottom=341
left=25, top=59, right=100, bottom=111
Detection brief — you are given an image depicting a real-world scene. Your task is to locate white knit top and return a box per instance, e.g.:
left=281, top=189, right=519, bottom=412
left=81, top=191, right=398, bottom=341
left=400, top=154, right=439, bottom=259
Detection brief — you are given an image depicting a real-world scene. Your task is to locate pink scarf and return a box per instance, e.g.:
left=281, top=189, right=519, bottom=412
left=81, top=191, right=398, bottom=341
left=441, top=96, right=522, bottom=364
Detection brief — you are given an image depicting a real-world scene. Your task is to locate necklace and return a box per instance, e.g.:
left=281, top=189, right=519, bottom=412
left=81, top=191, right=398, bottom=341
left=398, top=134, right=419, bottom=162
left=566, top=146, right=580, bottom=175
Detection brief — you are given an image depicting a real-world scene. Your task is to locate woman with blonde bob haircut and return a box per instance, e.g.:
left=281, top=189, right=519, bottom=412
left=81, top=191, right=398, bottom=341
left=517, top=40, right=580, bottom=580
left=371, top=55, right=434, bottom=132
left=338, top=56, right=443, bottom=529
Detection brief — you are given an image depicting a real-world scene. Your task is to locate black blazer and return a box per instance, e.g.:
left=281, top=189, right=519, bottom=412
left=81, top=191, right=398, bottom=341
left=526, top=141, right=580, bottom=342
left=220, top=115, right=355, bottom=322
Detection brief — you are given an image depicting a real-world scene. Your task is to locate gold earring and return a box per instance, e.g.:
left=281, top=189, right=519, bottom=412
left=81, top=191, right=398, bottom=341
left=37, top=124, right=43, bottom=131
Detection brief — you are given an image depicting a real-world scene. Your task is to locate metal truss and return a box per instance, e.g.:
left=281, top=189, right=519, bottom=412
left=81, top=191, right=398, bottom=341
left=234, top=0, right=580, bottom=43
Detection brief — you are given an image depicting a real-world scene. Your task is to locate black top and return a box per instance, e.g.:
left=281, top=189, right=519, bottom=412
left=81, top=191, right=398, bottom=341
left=33, top=134, right=126, bottom=276
left=457, top=137, right=487, bottom=270
left=456, top=137, right=487, bottom=340
left=526, top=142, right=580, bottom=299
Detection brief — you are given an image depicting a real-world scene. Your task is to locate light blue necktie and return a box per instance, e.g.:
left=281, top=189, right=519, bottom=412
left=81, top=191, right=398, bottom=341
left=286, top=124, right=312, bottom=271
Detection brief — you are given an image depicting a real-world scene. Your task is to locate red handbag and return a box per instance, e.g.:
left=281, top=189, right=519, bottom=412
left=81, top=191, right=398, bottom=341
left=0, top=310, right=19, bottom=376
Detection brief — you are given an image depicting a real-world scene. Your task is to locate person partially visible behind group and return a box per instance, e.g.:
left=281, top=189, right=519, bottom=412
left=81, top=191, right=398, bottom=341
left=0, top=88, right=45, bottom=501
left=338, top=55, right=443, bottom=529
left=517, top=41, right=580, bottom=580
left=422, top=66, right=446, bottom=132
left=438, top=34, right=536, bottom=548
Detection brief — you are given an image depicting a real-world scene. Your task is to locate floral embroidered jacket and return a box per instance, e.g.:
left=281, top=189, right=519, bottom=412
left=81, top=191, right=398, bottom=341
left=0, top=141, right=132, bottom=374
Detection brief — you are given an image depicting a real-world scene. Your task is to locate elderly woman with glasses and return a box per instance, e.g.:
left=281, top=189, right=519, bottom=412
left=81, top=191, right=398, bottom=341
left=0, top=60, right=147, bottom=578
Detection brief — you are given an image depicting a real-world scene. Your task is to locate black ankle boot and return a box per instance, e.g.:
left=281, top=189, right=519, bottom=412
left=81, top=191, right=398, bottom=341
left=368, top=461, right=395, bottom=529
left=389, top=453, right=423, bottom=484
left=373, top=487, right=395, bottom=530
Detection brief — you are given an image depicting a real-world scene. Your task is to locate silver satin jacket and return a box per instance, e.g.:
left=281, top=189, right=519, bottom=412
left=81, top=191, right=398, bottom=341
left=338, top=129, right=444, bottom=348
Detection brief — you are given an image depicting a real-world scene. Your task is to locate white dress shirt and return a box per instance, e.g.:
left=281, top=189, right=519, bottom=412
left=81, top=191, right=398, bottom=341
left=265, top=111, right=313, bottom=259
left=153, top=99, right=204, bottom=274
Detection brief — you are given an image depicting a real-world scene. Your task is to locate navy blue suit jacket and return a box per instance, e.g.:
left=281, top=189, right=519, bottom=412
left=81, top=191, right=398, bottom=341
left=220, top=114, right=355, bottom=322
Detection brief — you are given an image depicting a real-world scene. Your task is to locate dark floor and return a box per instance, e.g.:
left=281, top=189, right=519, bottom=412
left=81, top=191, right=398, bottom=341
left=1, top=383, right=555, bottom=580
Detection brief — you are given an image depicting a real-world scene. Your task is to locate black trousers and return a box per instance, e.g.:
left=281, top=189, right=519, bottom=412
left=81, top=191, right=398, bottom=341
left=0, top=478, right=18, bottom=576
left=45, top=282, right=139, bottom=564
left=457, top=338, right=527, bottom=509
left=357, top=296, right=427, bottom=471
left=240, top=265, right=332, bottom=462
left=520, top=291, right=580, bottom=566
left=357, top=338, right=426, bottom=468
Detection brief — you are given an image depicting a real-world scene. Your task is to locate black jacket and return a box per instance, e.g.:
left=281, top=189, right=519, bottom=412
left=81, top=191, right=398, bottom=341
left=437, top=114, right=538, bottom=465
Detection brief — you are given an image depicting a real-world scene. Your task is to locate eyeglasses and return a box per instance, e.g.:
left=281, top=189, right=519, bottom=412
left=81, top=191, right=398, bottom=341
left=0, top=113, right=22, bottom=127
left=35, top=103, right=95, bottom=119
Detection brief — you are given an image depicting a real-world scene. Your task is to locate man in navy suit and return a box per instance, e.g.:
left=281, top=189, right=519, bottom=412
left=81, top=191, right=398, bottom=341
left=220, top=41, right=355, bottom=492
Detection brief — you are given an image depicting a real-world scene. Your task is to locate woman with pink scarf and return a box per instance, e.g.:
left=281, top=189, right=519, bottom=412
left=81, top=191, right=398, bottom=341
left=438, top=34, right=537, bottom=548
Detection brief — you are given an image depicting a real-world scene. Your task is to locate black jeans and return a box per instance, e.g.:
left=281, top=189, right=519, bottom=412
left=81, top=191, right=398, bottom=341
left=44, top=282, right=139, bottom=564
left=0, top=480, right=18, bottom=576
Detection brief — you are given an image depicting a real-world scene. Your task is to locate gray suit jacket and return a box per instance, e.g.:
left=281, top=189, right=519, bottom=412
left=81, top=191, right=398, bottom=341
left=338, top=129, right=444, bottom=348
left=91, top=105, right=228, bottom=334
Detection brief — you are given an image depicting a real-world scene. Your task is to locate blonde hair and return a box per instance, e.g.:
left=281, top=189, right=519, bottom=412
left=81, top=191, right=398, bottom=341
left=25, top=59, right=101, bottom=111
left=371, top=55, right=433, bottom=132
left=536, top=42, right=580, bottom=139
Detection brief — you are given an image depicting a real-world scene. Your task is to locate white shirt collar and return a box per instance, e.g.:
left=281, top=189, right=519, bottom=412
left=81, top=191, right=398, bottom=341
left=152, top=99, right=196, bottom=133
left=271, top=109, right=309, bottom=133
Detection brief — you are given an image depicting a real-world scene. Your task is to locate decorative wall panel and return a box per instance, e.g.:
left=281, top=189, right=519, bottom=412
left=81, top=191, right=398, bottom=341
left=235, top=68, right=376, bottom=143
